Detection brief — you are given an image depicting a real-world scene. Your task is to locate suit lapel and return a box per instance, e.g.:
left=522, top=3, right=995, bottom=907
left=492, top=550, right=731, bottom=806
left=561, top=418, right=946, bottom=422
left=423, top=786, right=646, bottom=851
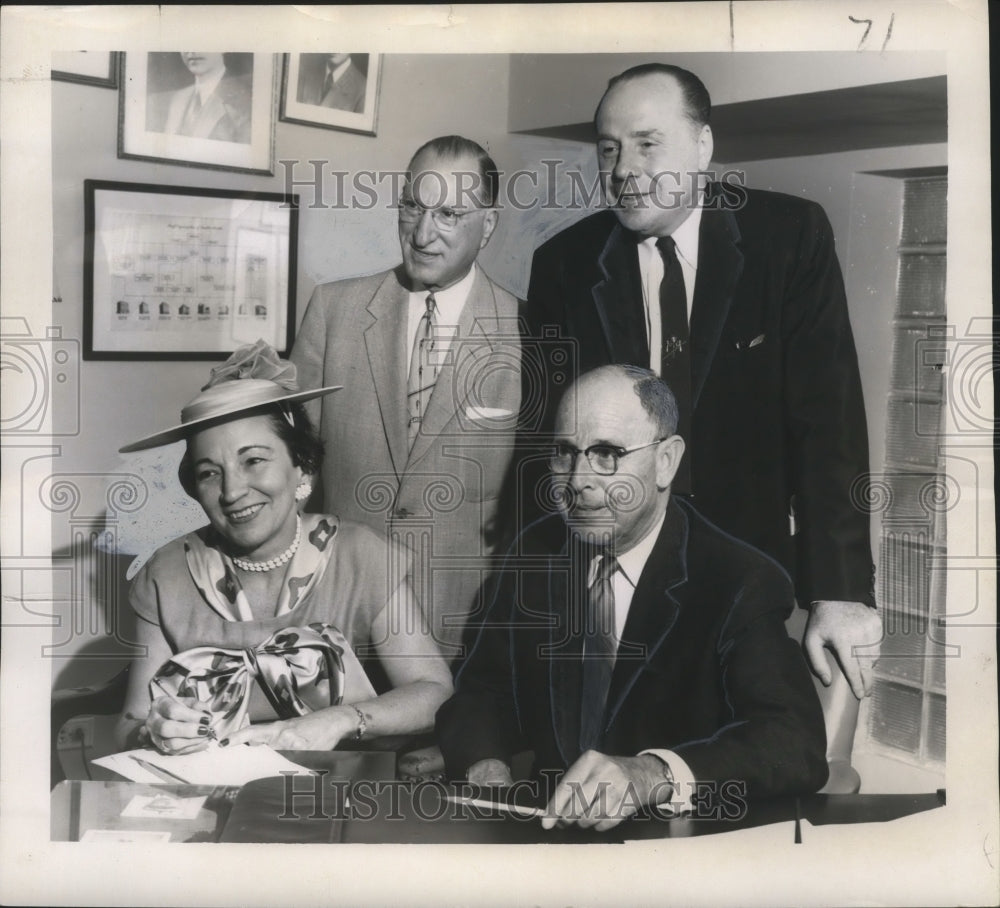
left=363, top=269, right=410, bottom=477
left=406, top=268, right=500, bottom=468
left=591, top=223, right=648, bottom=365
left=603, top=501, right=688, bottom=732
left=690, top=203, right=744, bottom=407
left=194, top=91, right=227, bottom=139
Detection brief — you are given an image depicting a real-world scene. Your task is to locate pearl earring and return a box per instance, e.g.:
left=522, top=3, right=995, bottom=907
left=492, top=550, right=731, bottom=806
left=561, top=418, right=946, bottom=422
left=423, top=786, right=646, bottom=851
left=295, top=481, right=312, bottom=502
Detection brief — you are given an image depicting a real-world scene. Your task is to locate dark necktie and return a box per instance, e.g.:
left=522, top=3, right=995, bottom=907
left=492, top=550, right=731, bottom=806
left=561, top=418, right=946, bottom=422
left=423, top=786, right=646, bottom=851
left=406, top=292, right=438, bottom=449
left=656, top=236, right=692, bottom=495
left=579, top=552, right=618, bottom=752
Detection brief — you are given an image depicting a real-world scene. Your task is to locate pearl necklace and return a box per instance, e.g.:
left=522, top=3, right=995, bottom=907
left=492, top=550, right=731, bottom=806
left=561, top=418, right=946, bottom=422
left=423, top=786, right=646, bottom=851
left=231, top=516, right=301, bottom=572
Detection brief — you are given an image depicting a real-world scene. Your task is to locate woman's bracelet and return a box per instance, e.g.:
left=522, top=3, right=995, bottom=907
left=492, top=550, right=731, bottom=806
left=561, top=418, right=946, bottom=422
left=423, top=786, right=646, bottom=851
left=349, top=704, right=367, bottom=741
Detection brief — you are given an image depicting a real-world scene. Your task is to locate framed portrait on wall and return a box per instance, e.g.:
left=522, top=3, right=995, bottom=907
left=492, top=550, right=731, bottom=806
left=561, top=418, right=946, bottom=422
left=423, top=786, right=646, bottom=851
left=83, top=180, right=298, bottom=360
left=279, top=53, right=381, bottom=135
left=51, top=51, right=119, bottom=88
left=118, top=52, right=276, bottom=174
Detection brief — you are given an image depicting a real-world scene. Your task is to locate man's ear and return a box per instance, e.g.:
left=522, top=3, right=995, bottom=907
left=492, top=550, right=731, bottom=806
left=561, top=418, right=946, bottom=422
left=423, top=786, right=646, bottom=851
left=697, top=123, right=714, bottom=171
left=479, top=208, right=499, bottom=248
left=655, top=435, right=686, bottom=490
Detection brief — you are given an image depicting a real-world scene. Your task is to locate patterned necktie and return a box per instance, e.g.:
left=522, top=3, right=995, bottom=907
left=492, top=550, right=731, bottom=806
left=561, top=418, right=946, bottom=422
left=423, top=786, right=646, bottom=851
left=579, top=552, right=619, bottom=752
left=656, top=236, right=692, bottom=495
left=407, top=292, right=438, bottom=448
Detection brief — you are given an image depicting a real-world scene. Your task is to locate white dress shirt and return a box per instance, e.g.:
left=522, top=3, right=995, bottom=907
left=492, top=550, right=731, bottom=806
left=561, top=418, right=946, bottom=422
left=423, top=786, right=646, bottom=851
left=191, top=65, right=226, bottom=105
left=405, top=264, right=477, bottom=375
left=636, top=203, right=702, bottom=374
left=586, top=507, right=697, bottom=813
left=327, top=56, right=352, bottom=85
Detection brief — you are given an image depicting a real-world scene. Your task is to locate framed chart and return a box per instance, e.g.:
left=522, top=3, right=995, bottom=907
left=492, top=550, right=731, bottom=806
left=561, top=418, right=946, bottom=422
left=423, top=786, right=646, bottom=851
left=83, top=180, right=298, bottom=360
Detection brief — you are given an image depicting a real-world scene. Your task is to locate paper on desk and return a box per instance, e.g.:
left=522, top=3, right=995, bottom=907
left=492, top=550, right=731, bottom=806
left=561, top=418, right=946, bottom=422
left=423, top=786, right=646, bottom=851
left=94, top=744, right=314, bottom=785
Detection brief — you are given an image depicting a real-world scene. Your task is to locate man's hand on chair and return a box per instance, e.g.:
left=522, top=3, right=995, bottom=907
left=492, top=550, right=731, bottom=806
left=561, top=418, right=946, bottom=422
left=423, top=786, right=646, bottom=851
left=804, top=600, right=883, bottom=699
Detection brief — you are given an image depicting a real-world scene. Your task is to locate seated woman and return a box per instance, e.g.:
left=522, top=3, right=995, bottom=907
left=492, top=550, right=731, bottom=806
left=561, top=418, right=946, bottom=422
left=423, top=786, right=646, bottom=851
left=114, top=340, right=453, bottom=754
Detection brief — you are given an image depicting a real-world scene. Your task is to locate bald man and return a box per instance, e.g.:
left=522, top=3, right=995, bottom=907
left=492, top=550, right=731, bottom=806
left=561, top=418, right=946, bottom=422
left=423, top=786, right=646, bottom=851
left=437, top=365, right=827, bottom=831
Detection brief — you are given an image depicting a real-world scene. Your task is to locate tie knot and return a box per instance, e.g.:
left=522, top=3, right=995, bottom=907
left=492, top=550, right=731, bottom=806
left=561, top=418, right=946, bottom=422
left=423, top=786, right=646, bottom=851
left=424, top=293, right=437, bottom=317
left=593, top=552, right=618, bottom=586
left=655, top=235, right=678, bottom=261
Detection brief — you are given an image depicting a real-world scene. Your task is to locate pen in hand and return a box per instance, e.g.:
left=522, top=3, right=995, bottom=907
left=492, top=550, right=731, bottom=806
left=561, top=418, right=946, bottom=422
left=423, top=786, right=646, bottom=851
left=150, top=678, right=218, bottom=743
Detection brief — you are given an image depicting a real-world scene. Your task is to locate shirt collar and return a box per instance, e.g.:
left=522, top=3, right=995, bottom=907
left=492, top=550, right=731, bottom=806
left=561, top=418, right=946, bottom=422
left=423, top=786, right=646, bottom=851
left=327, top=57, right=352, bottom=83
left=587, top=508, right=667, bottom=588
left=194, top=66, right=226, bottom=103
left=408, top=262, right=477, bottom=325
left=669, top=201, right=702, bottom=271
left=640, top=196, right=702, bottom=272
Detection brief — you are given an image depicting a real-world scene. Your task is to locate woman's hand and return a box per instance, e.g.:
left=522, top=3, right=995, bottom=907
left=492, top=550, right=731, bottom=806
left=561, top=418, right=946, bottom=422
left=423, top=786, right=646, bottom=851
left=222, top=705, right=360, bottom=751
left=146, top=695, right=215, bottom=755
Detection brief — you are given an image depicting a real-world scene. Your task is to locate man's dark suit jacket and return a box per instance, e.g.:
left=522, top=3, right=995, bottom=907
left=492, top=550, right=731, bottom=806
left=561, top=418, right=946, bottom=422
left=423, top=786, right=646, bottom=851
left=524, top=188, right=875, bottom=608
left=436, top=497, right=829, bottom=800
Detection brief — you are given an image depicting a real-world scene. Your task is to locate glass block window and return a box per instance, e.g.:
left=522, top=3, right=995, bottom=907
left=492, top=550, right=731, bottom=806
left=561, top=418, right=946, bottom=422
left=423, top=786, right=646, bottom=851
left=866, top=174, right=947, bottom=768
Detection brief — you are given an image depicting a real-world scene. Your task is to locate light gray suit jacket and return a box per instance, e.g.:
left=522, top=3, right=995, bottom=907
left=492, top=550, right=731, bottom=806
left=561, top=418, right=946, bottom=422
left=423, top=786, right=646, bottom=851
left=291, top=265, right=522, bottom=658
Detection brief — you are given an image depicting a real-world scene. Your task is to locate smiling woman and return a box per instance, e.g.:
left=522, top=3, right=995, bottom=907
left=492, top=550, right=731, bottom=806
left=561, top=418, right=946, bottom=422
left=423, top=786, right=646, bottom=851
left=114, top=340, right=453, bottom=754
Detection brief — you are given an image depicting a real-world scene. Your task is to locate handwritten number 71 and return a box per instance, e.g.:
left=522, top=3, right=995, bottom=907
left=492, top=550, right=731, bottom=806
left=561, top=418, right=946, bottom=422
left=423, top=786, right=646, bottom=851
left=849, top=12, right=895, bottom=50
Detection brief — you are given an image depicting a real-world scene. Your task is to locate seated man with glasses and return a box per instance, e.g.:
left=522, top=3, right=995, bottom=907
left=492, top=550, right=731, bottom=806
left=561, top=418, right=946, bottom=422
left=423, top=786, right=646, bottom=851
left=291, top=135, right=521, bottom=660
left=436, top=364, right=828, bottom=830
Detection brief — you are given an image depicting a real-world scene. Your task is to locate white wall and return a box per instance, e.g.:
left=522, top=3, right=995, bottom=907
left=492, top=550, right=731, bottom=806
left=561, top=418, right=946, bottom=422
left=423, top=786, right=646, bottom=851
left=508, top=51, right=947, bottom=132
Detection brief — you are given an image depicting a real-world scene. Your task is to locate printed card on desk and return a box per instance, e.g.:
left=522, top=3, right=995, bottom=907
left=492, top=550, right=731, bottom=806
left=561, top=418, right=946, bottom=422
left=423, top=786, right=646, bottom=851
left=93, top=744, right=314, bottom=786
left=121, top=793, right=207, bottom=820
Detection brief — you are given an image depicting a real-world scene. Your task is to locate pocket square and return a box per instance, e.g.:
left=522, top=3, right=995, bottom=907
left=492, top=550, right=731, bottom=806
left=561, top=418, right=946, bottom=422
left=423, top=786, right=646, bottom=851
left=463, top=405, right=514, bottom=421
left=736, top=333, right=766, bottom=350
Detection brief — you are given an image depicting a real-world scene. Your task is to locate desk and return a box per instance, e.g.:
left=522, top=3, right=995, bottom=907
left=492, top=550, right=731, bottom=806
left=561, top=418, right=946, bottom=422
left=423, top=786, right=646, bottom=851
left=52, top=753, right=944, bottom=844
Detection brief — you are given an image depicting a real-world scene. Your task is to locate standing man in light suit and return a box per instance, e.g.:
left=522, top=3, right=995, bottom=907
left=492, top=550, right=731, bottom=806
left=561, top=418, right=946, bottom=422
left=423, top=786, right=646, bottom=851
left=292, top=135, right=521, bottom=658
left=525, top=63, right=881, bottom=701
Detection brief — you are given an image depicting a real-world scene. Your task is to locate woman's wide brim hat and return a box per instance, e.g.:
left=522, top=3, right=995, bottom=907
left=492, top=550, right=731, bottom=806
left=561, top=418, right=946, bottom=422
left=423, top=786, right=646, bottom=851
left=119, top=340, right=341, bottom=453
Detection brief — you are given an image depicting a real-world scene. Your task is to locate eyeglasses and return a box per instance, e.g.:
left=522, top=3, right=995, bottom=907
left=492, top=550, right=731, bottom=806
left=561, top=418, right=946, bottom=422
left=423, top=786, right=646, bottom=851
left=548, top=438, right=667, bottom=476
left=397, top=197, right=483, bottom=232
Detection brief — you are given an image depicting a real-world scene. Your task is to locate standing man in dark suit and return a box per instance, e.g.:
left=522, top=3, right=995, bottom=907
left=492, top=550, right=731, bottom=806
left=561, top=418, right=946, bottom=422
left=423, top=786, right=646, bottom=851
left=292, top=136, right=521, bottom=658
left=525, top=64, right=881, bottom=700
left=296, top=53, right=367, bottom=113
left=437, top=366, right=828, bottom=830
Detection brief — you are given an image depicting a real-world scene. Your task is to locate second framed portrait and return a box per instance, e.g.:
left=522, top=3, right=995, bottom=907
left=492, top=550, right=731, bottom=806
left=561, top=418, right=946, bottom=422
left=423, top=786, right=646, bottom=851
left=118, top=52, right=276, bottom=174
left=280, top=53, right=381, bottom=135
